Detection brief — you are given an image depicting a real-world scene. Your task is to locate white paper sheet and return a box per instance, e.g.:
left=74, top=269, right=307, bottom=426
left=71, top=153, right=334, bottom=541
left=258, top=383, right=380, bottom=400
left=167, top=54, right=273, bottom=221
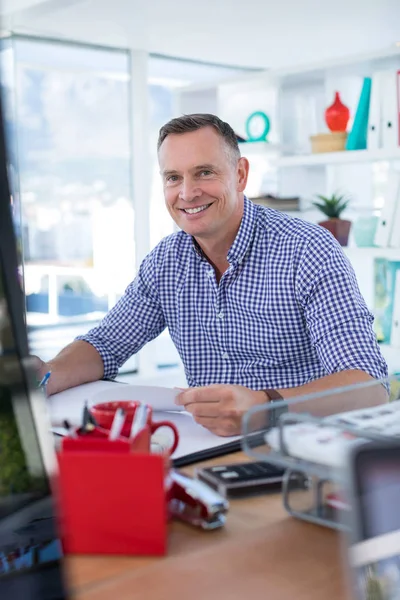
left=157, top=412, right=242, bottom=460
left=48, top=381, right=240, bottom=460
left=48, top=381, right=183, bottom=426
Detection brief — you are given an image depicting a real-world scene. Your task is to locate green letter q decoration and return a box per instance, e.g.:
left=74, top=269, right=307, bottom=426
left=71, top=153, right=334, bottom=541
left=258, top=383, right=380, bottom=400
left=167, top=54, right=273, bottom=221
left=245, top=111, right=270, bottom=142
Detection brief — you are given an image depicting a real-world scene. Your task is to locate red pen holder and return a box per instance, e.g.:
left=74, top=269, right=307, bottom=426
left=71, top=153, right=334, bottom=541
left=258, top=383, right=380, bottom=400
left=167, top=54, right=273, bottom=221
left=56, top=428, right=168, bottom=556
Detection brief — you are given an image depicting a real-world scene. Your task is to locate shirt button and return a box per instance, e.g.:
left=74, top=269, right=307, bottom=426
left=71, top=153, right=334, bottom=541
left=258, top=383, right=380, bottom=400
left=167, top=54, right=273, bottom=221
left=207, top=271, right=213, bottom=278
left=222, top=352, right=229, bottom=359
left=217, top=311, right=224, bottom=319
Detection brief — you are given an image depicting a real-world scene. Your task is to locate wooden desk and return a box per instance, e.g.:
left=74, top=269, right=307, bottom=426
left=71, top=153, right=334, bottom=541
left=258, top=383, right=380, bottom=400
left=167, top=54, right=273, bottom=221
left=67, top=453, right=350, bottom=600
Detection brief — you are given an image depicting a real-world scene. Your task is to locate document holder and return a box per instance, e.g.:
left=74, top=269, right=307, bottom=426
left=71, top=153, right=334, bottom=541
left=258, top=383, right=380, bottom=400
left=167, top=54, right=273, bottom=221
left=242, top=374, right=400, bottom=530
left=57, top=427, right=168, bottom=555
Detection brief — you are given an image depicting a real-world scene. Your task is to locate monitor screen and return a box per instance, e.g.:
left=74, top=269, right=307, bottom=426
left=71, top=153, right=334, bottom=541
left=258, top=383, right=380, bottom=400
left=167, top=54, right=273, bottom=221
left=0, top=87, right=68, bottom=598
left=350, top=448, right=400, bottom=600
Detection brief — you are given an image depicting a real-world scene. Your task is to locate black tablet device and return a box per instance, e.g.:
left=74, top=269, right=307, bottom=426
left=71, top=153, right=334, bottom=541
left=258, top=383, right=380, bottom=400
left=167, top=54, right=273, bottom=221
left=196, top=460, right=286, bottom=498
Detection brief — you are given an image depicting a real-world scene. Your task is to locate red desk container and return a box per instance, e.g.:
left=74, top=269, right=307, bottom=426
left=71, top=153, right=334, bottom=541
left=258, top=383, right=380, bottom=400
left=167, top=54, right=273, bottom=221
left=57, top=432, right=167, bottom=556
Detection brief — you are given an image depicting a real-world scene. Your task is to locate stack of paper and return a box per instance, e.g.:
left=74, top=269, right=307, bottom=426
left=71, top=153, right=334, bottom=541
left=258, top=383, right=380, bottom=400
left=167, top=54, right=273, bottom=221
left=48, top=381, right=241, bottom=462
left=266, top=401, right=400, bottom=469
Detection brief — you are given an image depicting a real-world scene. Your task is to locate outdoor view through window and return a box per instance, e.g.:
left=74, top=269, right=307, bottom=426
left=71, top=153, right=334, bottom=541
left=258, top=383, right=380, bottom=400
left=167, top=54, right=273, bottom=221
left=0, top=38, right=254, bottom=374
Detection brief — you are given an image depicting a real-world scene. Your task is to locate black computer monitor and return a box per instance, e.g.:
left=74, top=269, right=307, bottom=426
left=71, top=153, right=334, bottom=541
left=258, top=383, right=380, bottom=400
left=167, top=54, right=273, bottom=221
left=0, top=89, right=69, bottom=598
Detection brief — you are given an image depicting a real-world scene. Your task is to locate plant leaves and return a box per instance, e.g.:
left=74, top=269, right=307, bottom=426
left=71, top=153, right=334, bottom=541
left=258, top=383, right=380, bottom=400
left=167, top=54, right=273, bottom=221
left=313, top=192, right=350, bottom=219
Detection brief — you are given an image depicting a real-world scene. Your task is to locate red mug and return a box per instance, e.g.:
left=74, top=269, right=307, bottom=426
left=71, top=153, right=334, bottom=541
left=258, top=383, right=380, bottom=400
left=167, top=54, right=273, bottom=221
left=89, top=400, right=179, bottom=455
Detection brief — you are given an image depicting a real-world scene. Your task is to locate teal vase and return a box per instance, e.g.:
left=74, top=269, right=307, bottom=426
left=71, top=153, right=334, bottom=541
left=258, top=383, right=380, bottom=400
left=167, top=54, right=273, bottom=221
left=353, top=216, right=379, bottom=247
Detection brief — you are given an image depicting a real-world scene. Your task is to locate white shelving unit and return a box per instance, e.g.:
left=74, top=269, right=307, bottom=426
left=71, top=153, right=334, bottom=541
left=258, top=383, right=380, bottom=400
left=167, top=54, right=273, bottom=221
left=238, top=143, right=400, bottom=168
left=238, top=141, right=281, bottom=156
left=176, top=47, right=400, bottom=373
left=277, top=147, right=400, bottom=168
left=343, top=247, right=400, bottom=260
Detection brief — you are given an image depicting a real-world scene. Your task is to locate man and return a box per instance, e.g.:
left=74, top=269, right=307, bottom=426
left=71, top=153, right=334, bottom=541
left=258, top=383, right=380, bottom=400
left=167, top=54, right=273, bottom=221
left=37, top=114, right=387, bottom=436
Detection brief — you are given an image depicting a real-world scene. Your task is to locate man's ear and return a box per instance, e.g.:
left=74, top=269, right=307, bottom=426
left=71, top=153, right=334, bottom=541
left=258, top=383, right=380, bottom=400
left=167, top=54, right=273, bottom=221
left=237, top=157, right=249, bottom=192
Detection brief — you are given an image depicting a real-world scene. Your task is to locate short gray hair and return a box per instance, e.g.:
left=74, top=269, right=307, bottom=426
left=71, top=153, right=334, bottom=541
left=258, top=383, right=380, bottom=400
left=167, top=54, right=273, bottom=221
left=157, top=113, right=240, bottom=162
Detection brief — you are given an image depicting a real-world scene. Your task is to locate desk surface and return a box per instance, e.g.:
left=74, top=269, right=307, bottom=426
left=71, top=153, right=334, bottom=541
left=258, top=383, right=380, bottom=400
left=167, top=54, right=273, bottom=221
left=67, top=453, right=350, bottom=600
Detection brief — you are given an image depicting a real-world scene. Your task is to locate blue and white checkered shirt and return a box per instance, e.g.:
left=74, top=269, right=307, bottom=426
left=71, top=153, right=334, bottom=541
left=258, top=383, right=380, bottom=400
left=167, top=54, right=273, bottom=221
left=78, top=196, right=388, bottom=389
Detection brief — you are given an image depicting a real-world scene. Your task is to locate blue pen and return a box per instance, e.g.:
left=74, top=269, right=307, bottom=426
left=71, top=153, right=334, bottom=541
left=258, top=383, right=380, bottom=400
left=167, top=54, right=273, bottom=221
left=38, top=371, right=51, bottom=389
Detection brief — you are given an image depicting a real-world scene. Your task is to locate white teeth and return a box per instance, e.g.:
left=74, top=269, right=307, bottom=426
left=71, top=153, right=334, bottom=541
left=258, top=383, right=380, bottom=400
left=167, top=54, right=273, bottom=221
left=183, top=204, right=210, bottom=215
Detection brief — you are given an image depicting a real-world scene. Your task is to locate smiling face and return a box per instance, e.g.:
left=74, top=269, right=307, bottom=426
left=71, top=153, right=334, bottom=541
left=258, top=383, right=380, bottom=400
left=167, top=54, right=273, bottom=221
left=158, top=127, right=249, bottom=243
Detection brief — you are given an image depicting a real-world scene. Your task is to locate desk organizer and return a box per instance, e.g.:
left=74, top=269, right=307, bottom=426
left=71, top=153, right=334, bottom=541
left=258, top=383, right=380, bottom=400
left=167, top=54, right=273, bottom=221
left=56, top=428, right=168, bottom=556
left=243, top=411, right=354, bottom=531
left=242, top=375, right=400, bottom=531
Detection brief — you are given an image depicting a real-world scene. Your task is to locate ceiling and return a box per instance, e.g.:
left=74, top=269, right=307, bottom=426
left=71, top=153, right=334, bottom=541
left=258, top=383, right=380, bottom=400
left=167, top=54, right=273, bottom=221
left=2, top=0, right=400, bottom=69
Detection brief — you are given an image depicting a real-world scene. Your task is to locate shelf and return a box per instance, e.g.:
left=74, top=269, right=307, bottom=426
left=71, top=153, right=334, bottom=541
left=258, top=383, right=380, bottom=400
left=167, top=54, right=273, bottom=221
left=343, top=247, right=400, bottom=260
left=238, top=145, right=400, bottom=167
left=379, top=344, right=400, bottom=375
left=238, top=141, right=280, bottom=155
left=277, top=147, right=400, bottom=168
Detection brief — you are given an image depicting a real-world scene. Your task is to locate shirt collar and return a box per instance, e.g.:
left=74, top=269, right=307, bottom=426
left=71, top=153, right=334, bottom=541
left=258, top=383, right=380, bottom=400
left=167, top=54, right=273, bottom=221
left=227, top=195, right=257, bottom=265
left=191, top=195, right=257, bottom=265
left=192, top=237, right=205, bottom=260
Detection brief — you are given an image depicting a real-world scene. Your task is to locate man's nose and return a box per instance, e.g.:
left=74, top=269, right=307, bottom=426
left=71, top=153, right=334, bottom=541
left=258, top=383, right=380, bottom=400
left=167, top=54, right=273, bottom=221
left=179, top=179, right=202, bottom=203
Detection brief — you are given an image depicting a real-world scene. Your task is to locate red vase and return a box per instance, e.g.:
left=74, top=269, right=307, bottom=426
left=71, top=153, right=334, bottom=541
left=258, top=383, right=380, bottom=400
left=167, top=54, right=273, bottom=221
left=325, top=92, right=350, bottom=132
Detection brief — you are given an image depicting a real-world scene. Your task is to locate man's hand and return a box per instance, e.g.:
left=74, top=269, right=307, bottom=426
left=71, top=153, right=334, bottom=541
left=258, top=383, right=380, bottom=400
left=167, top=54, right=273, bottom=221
left=175, top=384, right=266, bottom=436
left=28, top=341, right=104, bottom=396
left=31, top=355, right=50, bottom=381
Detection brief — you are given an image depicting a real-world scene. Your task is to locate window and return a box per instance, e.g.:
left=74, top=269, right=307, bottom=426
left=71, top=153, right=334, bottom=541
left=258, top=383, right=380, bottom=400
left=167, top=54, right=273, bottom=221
left=1, top=37, right=136, bottom=370
left=0, top=40, right=257, bottom=375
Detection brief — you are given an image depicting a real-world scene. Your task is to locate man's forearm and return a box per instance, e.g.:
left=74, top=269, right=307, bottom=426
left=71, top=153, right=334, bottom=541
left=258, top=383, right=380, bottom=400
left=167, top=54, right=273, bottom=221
left=39, top=340, right=104, bottom=395
left=277, top=369, right=388, bottom=416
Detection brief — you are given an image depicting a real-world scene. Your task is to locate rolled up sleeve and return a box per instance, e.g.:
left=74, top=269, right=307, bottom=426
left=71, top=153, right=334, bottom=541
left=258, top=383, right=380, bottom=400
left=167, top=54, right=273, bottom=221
left=298, top=239, right=388, bottom=382
left=76, top=249, right=166, bottom=379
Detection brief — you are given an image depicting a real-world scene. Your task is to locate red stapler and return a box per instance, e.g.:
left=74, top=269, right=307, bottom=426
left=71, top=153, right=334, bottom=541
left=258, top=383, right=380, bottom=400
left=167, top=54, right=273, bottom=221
left=168, top=470, right=229, bottom=530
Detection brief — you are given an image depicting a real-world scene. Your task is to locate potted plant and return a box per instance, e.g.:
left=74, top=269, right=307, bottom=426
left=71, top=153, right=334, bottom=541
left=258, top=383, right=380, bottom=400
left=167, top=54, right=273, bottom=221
left=0, top=386, right=46, bottom=496
left=312, top=191, right=352, bottom=246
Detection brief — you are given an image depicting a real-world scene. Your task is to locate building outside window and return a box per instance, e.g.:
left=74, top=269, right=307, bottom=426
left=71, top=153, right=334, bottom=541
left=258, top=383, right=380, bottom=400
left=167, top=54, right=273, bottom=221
left=1, top=36, right=137, bottom=369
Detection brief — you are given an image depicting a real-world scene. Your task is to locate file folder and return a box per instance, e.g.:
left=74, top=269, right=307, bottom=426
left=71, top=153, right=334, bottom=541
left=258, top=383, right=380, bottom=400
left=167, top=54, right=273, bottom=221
left=381, top=70, right=399, bottom=149
left=389, top=184, right=400, bottom=248
left=374, top=170, right=400, bottom=247
left=367, top=72, right=382, bottom=150
left=397, top=69, right=400, bottom=147
left=391, top=270, right=400, bottom=348
left=346, top=77, right=371, bottom=151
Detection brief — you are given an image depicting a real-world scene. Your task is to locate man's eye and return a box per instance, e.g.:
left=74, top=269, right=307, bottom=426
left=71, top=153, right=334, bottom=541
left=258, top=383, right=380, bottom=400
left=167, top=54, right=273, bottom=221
left=167, top=175, right=179, bottom=182
left=200, top=170, right=212, bottom=176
